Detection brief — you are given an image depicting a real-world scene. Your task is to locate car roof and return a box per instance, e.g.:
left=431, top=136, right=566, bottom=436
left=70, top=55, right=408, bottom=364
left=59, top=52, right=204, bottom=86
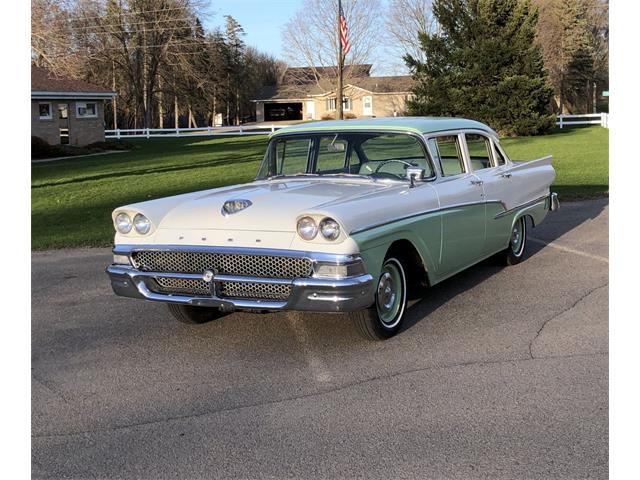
left=270, top=116, right=497, bottom=137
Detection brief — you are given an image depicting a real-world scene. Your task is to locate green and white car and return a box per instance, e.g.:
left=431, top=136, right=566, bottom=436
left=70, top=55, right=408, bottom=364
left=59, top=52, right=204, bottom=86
left=107, top=117, right=558, bottom=340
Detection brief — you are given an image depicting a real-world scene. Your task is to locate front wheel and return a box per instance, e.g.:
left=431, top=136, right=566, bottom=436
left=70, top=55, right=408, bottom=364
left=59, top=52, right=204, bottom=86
left=502, top=216, right=528, bottom=265
left=349, top=257, right=408, bottom=341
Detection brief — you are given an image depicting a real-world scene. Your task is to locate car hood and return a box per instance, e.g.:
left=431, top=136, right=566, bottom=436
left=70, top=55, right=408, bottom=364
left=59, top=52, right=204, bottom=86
left=131, top=178, right=400, bottom=233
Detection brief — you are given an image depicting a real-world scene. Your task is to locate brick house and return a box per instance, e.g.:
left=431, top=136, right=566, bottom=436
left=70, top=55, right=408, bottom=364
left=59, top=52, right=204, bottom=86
left=31, top=67, right=115, bottom=146
left=252, top=65, right=414, bottom=122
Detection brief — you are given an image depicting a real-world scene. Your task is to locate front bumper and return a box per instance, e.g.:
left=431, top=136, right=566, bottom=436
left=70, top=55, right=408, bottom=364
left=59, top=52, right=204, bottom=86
left=106, top=246, right=375, bottom=313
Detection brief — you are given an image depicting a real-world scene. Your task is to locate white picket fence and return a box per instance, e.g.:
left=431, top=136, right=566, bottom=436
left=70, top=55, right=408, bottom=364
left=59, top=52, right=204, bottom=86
left=105, top=124, right=284, bottom=139
left=557, top=113, right=609, bottom=129
left=105, top=114, right=609, bottom=138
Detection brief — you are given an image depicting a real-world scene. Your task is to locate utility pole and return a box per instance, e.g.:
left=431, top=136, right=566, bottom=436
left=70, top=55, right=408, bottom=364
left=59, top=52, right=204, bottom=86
left=336, top=0, right=344, bottom=120
left=111, top=60, right=117, bottom=130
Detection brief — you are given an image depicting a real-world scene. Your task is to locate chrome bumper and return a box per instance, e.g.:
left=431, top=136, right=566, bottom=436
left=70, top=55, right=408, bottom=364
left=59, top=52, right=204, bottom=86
left=106, top=245, right=375, bottom=313
left=549, top=192, right=560, bottom=212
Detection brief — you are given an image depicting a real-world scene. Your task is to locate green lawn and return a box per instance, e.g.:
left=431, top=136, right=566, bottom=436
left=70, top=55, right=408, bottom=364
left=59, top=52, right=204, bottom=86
left=501, top=126, right=609, bottom=199
left=31, top=126, right=608, bottom=250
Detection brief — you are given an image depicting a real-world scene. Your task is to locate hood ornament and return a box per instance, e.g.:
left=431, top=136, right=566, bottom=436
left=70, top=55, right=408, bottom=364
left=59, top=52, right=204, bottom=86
left=222, top=199, right=252, bottom=216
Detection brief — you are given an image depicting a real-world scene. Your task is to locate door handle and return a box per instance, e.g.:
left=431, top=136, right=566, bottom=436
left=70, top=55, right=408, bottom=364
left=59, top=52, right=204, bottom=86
left=501, top=172, right=512, bottom=178
left=470, top=179, right=483, bottom=186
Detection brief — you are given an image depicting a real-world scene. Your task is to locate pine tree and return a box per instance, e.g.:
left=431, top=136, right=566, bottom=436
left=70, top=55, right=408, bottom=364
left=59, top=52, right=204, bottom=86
left=406, top=0, right=555, bottom=135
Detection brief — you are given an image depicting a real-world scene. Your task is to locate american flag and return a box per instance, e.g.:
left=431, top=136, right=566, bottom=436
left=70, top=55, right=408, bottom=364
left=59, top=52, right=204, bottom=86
left=339, top=4, right=351, bottom=55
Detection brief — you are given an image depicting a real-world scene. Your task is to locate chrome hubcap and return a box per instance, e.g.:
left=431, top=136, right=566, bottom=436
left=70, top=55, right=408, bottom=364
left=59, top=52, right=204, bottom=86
left=376, top=260, right=404, bottom=328
left=511, top=219, right=524, bottom=254
left=377, top=272, right=396, bottom=312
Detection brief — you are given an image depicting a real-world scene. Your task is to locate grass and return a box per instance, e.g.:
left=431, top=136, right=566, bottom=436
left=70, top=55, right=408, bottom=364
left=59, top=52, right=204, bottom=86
left=501, top=126, right=609, bottom=199
left=31, top=126, right=608, bottom=250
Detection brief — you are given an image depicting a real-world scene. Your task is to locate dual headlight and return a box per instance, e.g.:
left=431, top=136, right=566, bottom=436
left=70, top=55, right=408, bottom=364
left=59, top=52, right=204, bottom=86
left=297, top=216, right=341, bottom=241
left=114, top=212, right=151, bottom=235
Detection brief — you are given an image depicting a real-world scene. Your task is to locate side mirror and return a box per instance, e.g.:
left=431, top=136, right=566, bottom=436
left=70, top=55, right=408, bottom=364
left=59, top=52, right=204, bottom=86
left=406, top=167, right=425, bottom=188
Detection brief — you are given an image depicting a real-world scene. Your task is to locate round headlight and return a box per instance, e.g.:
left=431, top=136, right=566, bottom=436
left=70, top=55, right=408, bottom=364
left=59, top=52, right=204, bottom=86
left=115, top=212, right=132, bottom=234
left=320, top=217, right=341, bottom=240
left=297, top=216, right=318, bottom=240
left=133, top=213, right=151, bottom=234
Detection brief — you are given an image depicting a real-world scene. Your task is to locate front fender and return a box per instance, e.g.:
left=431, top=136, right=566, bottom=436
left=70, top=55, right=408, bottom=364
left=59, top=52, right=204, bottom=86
left=351, top=213, right=441, bottom=284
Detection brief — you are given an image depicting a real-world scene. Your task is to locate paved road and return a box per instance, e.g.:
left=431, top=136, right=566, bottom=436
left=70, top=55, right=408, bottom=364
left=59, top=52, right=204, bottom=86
left=32, top=198, right=608, bottom=479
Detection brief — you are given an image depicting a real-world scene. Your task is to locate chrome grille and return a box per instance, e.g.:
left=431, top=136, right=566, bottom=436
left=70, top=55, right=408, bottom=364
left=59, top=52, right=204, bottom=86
left=150, top=277, right=291, bottom=300
left=219, top=281, right=291, bottom=300
left=153, top=277, right=210, bottom=296
left=131, top=250, right=312, bottom=278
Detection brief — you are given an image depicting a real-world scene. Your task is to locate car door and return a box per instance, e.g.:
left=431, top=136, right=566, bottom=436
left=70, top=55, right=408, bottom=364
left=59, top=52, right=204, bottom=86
left=463, top=131, right=518, bottom=255
left=427, top=133, right=486, bottom=278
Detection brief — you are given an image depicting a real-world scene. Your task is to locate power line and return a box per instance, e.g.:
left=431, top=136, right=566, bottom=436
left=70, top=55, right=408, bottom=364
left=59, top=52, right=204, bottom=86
left=67, top=17, right=200, bottom=31
left=69, top=25, right=209, bottom=36
left=68, top=4, right=195, bottom=22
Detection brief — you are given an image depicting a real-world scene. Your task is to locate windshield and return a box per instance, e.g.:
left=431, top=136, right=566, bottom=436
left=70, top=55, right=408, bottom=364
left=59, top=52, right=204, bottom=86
left=256, top=132, right=434, bottom=181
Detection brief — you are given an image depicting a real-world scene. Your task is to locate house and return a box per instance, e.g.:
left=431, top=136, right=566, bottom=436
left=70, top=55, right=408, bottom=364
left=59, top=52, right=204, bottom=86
left=252, top=65, right=414, bottom=122
left=31, top=67, right=116, bottom=146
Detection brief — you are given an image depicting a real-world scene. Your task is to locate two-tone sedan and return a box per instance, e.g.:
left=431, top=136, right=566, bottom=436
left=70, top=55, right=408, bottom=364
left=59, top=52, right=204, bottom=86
left=107, top=117, right=558, bottom=340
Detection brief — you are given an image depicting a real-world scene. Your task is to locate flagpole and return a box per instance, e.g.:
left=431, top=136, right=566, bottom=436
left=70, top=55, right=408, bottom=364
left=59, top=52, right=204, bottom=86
left=337, top=0, right=344, bottom=120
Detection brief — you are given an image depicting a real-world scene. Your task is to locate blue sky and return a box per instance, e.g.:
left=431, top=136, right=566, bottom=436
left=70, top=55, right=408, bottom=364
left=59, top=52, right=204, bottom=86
left=204, top=0, right=301, bottom=59
left=204, top=0, right=401, bottom=74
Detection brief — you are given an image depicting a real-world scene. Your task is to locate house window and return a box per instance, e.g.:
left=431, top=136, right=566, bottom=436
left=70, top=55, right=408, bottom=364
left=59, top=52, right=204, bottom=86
left=38, top=102, right=52, bottom=120
left=325, top=97, right=351, bottom=111
left=76, top=102, right=97, bottom=118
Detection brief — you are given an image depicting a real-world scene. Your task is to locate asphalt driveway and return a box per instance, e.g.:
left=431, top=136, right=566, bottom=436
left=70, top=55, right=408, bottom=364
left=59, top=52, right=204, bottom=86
left=32, top=198, right=608, bottom=479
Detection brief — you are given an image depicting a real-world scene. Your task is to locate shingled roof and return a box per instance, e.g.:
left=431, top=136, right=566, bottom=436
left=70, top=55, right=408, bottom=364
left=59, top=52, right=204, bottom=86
left=31, top=67, right=115, bottom=98
left=281, top=64, right=372, bottom=85
left=253, top=75, right=413, bottom=101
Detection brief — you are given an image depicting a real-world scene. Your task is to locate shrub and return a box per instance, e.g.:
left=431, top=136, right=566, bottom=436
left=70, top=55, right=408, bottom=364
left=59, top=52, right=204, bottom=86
left=31, top=136, right=54, bottom=159
left=320, top=112, right=357, bottom=120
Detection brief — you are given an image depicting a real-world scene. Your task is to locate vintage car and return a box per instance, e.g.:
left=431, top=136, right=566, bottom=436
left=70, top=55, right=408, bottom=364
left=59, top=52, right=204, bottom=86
left=106, top=117, right=559, bottom=340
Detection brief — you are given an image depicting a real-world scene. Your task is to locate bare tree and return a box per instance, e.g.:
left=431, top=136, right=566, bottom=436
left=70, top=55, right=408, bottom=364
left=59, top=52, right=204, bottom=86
left=31, top=0, right=84, bottom=77
left=385, top=0, right=436, bottom=65
left=281, top=0, right=383, bottom=86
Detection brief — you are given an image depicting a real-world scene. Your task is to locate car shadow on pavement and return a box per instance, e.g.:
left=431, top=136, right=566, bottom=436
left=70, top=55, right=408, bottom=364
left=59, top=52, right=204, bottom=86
left=525, top=196, right=607, bottom=257
left=400, top=197, right=608, bottom=334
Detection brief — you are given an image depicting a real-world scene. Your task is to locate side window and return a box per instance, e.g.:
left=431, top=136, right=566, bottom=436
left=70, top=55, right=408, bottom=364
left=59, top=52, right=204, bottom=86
left=428, top=135, right=465, bottom=176
left=275, top=138, right=310, bottom=176
left=465, top=133, right=494, bottom=171
left=359, top=134, right=434, bottom=178
left=494, top=142, right=507, bottom=166
left=315, top=136, right=348, bottom=173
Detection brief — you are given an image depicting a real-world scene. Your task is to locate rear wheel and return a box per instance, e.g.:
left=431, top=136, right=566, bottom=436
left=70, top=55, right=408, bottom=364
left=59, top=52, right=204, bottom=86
left=350, top=256, right=408, bottom=341
left=167, top=303, right=225, bottom=324
left=502, top=216, right=528, bottom=265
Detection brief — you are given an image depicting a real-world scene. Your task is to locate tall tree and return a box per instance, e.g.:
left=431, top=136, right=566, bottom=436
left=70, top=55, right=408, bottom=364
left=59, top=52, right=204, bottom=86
left=224, top=15, right=246, bottom=125
left=31, top=0, right=82, bottom=76
left=535, top=0, right=607, bottom=113
left=406, top=0, right=555, bottom=136
left=385, top=0, right=437, bottom=65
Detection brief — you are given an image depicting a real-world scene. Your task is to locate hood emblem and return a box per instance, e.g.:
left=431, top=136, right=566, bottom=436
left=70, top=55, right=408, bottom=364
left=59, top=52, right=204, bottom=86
left=222, top=199, right=252, bottom=216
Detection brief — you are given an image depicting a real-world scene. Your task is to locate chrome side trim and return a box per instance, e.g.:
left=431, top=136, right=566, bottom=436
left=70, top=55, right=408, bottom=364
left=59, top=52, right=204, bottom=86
left=350, top=200, right=503, bottom=235
left=493, top=195, right=549, bottom=219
